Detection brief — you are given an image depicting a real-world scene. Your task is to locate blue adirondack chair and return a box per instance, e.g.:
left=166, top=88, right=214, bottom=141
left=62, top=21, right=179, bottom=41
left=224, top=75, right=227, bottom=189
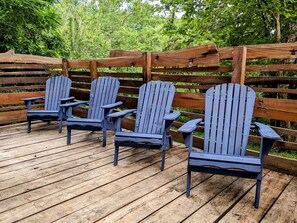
left=178, top=83, right=281, bottom=208
left=108, top=81, right=180, bottom=171
left=61, top=76, right=122, bottom=146
left=23, top=76, right=74, bottom=133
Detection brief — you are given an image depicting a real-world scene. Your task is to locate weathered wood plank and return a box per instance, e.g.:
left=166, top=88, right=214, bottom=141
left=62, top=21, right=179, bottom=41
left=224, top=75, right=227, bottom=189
left=151, top=74, right=231, bottom=84
left=218, top=171, right=293, bottom=223
left=0, top=50, right=62, bottom=65
left=0, top=77, right=48, bottom=85
left=109, top=49, right=143, bottom=58
left=0, top=63, right=62, bottom=69
left=1, top=150, right=186, bottom=222
left=261, top=177, right=297, bottom=223
left=183, top=176, right=262, bottom=223
left=232, top=46, right=247, bottom=85
left=140, top=175, right=237, bottom=223
left=0, top=85, right=46, bottom=92
left=151, top=66, right=232, bottom=73
left=0, top=92, right=45, bottom=105
left=0, top=70, right=60, bottom=76
left=0, top=110, right=28, bottom=125
left=99, top=173, right=211, bottom=223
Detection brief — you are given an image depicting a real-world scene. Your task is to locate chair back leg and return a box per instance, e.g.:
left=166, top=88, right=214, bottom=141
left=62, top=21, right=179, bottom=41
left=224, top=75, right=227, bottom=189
left=102, top=129, right=106, bottom=147
left=67, top=129, right=71, bottom=145
left=27, top=120, right=31, bottom=133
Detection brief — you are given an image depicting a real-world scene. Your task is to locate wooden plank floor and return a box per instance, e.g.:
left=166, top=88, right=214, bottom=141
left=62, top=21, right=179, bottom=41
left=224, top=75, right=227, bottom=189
left=0, top=122, right=296, bottom=223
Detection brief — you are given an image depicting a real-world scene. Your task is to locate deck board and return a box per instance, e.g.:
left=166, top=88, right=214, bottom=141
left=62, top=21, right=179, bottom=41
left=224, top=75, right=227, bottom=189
left=0, top=123, right=296, bottom=223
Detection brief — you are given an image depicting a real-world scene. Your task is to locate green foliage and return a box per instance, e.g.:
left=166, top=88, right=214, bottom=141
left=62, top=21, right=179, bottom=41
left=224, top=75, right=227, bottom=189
left=57, top=0, right=169, bottom=59
left=160, top=0, right=297, bottom=49
left=0, top=0, right=64, bottom=56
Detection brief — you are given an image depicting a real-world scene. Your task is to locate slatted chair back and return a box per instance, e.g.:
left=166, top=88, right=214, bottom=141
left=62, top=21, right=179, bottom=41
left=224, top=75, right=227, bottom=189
left=87, top=77, right=120, bottom=120
left=44, top=76, right=72, bottom=111
left=135, top=81, right=175, bottom=135
left=204, top=83, right=256, bottom=156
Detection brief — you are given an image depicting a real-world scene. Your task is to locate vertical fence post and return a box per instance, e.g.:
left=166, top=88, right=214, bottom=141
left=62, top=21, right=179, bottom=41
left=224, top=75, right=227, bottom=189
left=90, top=60, right=98, bottom=80
left=231, top=46, right=247, bottom=85
left=142, top=52, right=152, bottom=83
left=62, top=58, right=69, bottom=77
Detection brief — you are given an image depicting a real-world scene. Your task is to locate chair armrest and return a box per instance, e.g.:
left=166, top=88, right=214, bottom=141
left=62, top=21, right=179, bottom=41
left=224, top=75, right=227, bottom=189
left=101, top=101, right=123, bottom=109
left=164, top=111, right=181, bottom=121
left=60, top=101, right=89, bottom=108
left=178, top=119, right=203, bottom=133
left=254, top=122, right=281, bottom=140
left=59, top=96, right=75, bottom=103
left=22, top=96, right=45, bottom=102
left=108, top=109, right=137, bottom=119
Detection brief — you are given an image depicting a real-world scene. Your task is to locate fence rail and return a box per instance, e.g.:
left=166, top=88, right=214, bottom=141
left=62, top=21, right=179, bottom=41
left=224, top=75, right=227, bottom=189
left=0, top=43, right=296, bottom=175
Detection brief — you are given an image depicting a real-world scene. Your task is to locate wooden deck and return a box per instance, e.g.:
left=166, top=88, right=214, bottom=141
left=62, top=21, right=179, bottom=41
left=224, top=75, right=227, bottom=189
left=0, top=122, right=296, bottom=223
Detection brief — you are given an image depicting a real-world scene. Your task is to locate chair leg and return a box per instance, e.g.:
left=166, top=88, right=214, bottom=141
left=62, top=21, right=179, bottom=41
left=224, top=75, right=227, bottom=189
left=102, top=130, right=106, bottom=147
left=186, top=169, right=191, bottom=197
left=58, top=119, right=63, bottom=133
left=114, top=146, right=119, bottom=166
left=67, top=129, right=71, bottom=145
left=161, top=149, right=166, bottom=171
left=27, top=120, right=31, bottom=133
left=168, top=136, right=173, bottom=148
left=255, top=179, right=262, bottom=208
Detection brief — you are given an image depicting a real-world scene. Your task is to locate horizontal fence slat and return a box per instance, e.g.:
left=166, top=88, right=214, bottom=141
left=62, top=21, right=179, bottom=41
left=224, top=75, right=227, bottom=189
left=0, top=85, right=46, bottom=92
left=101, top=72, right=143, bottom=79
left=151, top=66, right=232, bottom=73
left=254, top=98, right=297, bottom=122
left=252, top=87, right=297, bottom=95
left=246, top=76, right=297, bottom=85
left=0, top=92, right=45, bottom=105
left=151, top=74, right=231, bottom=84
left=0, top=77, right=48, bottom=85
left=0, top=71, right=61, bottom=76
left=0, top=110, right=27, bottom=125
left=68, top=71, right=91, bottom=77
left=246, top=64, right=297, bottom=72
left=0, top=63, right=62, bottom=69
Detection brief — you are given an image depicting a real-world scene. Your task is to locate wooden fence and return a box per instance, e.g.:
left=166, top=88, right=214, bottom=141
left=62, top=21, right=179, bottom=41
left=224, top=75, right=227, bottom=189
left=0, top=43, right=296, bottom=175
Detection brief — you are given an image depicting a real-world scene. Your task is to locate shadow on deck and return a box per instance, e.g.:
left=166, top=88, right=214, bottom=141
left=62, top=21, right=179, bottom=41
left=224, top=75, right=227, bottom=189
left=0, top=122, right=296, bottom=223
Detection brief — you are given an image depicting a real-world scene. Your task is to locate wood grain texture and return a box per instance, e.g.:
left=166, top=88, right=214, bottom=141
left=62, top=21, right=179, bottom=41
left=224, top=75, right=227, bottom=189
left=0, top=123, right=295, bottom=223
left=0, top=91, right=45, bottom=105
left=0, top=51, right=62, bottom=64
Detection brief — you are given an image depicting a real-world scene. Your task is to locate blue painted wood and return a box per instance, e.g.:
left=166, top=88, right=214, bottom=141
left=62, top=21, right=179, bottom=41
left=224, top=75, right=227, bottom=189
left=23, top=76, right=72, bottom=133
left=221, top=84, right=234, bottom=155
left=177, top=83, right=282, bottom=208
left=209, top=85, right=221, bottom=153
left=215, top=84, right=227, bottom=154
left=113, top=81, right=179, bottom=171
left=228, top=84, right=240, bottom=155
left=65, top=76, right=120, bottom=146
left=241, top=88, right=256, bottom=155
left=203, top=87, right=214, bottom=152
left=234, top=85, right=247, bottom=155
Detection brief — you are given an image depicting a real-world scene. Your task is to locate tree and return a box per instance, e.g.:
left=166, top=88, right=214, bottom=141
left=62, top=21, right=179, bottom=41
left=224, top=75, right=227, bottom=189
left=57, top=0, right=168, bottom=59
left=0, top=0, right=64, bottom=56
left=160, top=0, right=297, bottom=48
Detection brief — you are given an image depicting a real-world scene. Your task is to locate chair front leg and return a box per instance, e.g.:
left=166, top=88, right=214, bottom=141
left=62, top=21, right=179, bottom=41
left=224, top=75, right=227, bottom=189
left=255, top=179, right=262, bottom=208
left=67, top=129, right=71, bottom=145
left=161, top=147, right=166, bottom=171
left=114, top=146, right=119, bottom=166
left=186, top=164, right=192, bottom=197
left=102, top=119, right=107, bottom=147
left=27, top=120, right=31, bottom=133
